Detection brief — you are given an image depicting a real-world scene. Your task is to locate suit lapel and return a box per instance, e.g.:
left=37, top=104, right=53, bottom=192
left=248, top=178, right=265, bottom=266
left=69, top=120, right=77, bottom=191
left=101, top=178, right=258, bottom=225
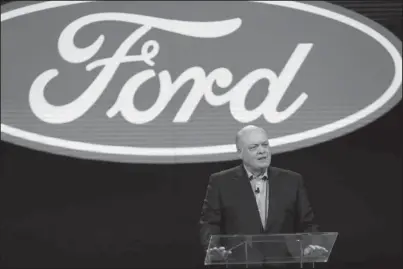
left=265, top=167, right=280, bottom=232
left=232, top=165, right=264, bottom=232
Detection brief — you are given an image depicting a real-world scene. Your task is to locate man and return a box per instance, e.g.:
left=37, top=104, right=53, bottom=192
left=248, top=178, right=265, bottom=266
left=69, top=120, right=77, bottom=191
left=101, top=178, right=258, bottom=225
left=199, top=125, right=327, bottom=267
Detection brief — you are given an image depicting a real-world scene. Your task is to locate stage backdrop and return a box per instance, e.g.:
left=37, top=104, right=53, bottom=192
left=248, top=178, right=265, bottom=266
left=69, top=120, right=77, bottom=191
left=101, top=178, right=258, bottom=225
left=1, top=1, right=401, bottom=269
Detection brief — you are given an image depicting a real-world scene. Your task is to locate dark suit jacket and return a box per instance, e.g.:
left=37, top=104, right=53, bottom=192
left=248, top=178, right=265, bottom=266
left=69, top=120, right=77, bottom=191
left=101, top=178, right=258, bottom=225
left=200, top=164, right=319, bottom=254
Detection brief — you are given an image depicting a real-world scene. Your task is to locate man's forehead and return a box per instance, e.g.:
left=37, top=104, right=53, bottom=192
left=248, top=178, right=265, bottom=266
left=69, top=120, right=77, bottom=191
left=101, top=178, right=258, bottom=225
left=241, top=129, right=268, bottom=143
left=245, top=138, right=268, bottom=146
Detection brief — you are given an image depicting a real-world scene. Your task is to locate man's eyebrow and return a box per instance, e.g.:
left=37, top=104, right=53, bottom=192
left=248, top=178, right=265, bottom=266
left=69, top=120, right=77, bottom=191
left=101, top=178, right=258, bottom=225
left=248, top=141, right=268, bottom=146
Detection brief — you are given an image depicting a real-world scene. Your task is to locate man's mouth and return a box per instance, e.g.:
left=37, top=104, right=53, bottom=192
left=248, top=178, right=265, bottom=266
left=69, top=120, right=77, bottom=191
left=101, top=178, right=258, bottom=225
left=257, top=156, right=267, bottom=160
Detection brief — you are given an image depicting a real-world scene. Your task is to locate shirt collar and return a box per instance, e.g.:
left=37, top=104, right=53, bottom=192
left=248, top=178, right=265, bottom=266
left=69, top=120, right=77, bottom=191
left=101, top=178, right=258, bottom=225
left=243, top=165, right=268, bottom=180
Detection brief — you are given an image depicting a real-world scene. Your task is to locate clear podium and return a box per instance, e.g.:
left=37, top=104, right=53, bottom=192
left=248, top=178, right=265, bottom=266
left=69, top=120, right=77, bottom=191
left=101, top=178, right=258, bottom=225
left=204, top=232, right=338, bottom=268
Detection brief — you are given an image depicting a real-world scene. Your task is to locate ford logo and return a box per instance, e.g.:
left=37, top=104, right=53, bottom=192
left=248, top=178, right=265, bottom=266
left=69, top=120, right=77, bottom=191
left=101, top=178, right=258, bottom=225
left=1, top=1, right=401, bottom=163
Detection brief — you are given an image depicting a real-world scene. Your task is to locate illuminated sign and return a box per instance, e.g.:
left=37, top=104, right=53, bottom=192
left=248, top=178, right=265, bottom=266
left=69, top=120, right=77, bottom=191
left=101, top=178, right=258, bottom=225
left=1, top=1, right=401, bottom=163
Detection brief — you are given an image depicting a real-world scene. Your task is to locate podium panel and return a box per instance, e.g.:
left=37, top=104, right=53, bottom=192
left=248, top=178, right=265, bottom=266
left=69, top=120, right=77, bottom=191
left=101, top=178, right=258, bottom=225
left=205, top=232, right=338, bottom=268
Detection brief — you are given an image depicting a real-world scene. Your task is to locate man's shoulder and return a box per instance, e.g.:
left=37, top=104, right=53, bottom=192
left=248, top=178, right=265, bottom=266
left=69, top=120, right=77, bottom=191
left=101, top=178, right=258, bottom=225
left=271, top=166, right=302, bottom=178
left=210, top=165, right=302, bottom=177
left=209, top=165, right=303, bottom=184
left=271, top=167, right=304, bottom=187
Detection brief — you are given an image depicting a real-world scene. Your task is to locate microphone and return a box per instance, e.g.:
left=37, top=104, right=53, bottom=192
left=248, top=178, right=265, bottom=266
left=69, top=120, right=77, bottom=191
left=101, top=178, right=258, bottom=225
left=254, top=187, right=260, bottom=194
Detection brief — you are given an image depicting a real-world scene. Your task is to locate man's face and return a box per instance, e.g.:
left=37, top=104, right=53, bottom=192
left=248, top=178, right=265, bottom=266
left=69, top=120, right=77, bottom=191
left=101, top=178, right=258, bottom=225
left=238, top=128, right=271, bottom=170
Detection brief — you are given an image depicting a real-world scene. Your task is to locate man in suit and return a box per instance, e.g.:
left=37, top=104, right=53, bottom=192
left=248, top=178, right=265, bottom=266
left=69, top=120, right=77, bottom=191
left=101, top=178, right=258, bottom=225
left=199, top=125, right=327, bottom=267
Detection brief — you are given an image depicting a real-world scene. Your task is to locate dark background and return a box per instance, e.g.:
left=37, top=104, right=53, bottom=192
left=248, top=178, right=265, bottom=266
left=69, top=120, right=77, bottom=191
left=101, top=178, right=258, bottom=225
left=0, top=1, right=401, bottom=268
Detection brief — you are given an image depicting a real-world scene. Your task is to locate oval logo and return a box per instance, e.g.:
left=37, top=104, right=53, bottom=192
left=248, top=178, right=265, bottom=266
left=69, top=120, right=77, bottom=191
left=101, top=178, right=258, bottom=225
left=1, top=1, right=402, bottom=163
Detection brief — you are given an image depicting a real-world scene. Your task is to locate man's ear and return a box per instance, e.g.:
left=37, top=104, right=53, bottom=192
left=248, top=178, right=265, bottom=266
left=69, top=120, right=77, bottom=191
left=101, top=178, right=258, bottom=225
left=237, top=148, right=243, bottom=159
